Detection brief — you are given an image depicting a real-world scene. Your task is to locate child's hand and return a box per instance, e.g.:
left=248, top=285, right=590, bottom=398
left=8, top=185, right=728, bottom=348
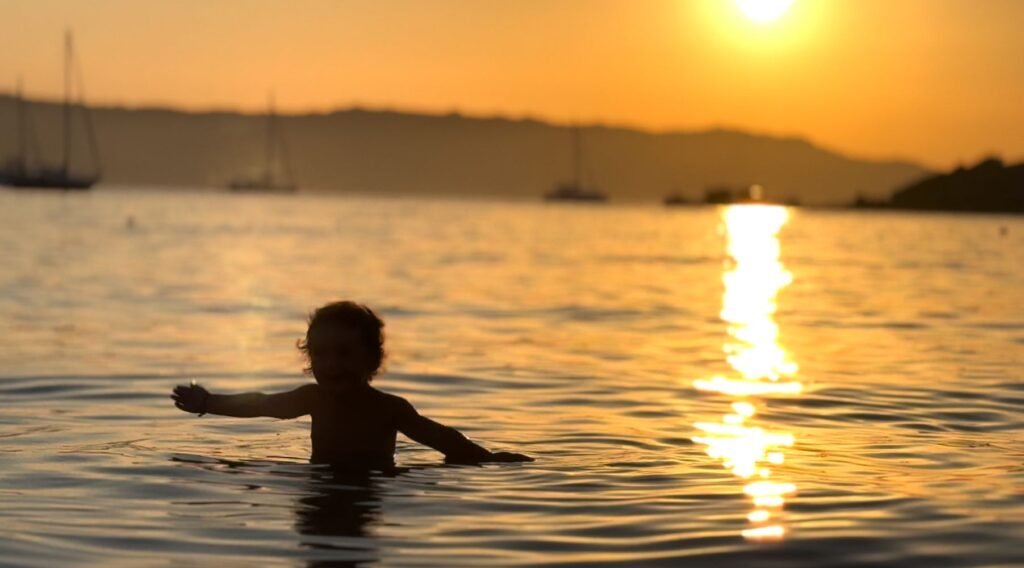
left=171, top=382, right=210, bottom=415
left=489, top=451, right=534, bottom=463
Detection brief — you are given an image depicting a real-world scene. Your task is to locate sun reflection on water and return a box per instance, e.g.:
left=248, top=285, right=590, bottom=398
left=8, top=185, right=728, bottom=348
left=693, top=205, right=800, bottom=541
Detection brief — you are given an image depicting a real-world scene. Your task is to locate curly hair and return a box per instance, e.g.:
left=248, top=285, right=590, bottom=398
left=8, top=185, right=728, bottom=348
left=297, top=301, right=386, bottom=379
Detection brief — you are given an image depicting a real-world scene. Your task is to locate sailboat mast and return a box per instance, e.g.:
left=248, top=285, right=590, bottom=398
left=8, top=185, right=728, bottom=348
left=62, top=29, right=72, bottom=179
left=279, top=113, right=296, bottom=188
left=16, top=77, right=26, bottom=172
left=265, top=93, right=275, bottom=185
left=573, top=126, right=582, bottom=188
left=77, top=53, right=102, bottom=177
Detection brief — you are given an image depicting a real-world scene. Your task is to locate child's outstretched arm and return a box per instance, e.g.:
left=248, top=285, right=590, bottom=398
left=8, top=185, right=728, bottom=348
left=395, top=398, right=532, bottom=464
left=172, top=382, right=317, bottom=419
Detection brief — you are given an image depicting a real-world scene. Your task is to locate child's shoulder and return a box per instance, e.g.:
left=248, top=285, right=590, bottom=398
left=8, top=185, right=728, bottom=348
left=368, top=386, right=409, bottom=403
left=303, top=384, right=414, bottom=413
left=367, top=386, right=416, bottom=413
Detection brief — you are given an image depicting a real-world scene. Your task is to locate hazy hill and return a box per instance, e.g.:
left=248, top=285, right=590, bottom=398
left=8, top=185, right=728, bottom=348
left=0, top=95, right=929, bottom=204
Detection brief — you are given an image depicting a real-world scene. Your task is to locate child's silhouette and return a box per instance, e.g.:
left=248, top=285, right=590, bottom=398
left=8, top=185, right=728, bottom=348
left=172, top=301, right=532, bottom=467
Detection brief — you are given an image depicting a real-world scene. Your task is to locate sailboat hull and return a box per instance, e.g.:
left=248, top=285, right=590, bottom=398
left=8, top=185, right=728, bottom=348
left=544, top=184, right=608, bottom=202
left=5, top=172, right=97, bottom=190
left=3, top=32, right=101, bottom=191
left=227, top=180, right=297, bottom=193
left=543, top=127, right=606, bottom=202
left=227, top=94, right=297, bottom=193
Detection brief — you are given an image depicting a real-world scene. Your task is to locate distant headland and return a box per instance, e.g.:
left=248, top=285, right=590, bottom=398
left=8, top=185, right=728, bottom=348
left=854, top=158, right=1024, bottom=214
left=0, top=94, right=929, bottom=205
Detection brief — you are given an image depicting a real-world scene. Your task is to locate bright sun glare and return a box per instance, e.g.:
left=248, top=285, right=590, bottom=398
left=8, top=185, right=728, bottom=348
left=735, top=0, right=794, bottom=24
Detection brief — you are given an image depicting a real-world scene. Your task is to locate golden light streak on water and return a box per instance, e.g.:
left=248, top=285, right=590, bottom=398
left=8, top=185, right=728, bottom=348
left=742, top=524, right=787, bottom=540
left=692, top=204, right=801, bottom=541
left=748, top=509, right=771, bottom=523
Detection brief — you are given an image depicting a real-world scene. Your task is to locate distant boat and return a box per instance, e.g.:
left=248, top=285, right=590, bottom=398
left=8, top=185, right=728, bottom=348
left=2, top=31, right=101, bottom=190
left=663, top=192, right=691, bottom=206
left=702, top=184, right=777, bottom=205
left=228, top=94, right=297, bottom=193
left=544, top=126, right=607, bottom=202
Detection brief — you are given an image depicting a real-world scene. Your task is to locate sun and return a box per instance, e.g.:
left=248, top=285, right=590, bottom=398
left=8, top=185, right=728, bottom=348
left=735, top=0, right=794, bottom=24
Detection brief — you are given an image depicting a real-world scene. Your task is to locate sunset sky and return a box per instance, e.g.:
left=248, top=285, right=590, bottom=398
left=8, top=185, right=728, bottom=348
left=2, top=0, right=1022, bottom=169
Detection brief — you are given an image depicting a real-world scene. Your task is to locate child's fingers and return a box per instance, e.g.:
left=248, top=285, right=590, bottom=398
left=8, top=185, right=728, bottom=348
left=173, top=401, right=201, bottom=413
left=171, top=393, right=198, bottom=411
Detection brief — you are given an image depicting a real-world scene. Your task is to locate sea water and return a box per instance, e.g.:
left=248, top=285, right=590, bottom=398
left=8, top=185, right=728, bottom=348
left=0, top=188, right=1021, bottom=567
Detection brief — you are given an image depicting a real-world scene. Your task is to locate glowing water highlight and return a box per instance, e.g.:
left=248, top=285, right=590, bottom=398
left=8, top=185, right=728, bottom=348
left=693, top=205, right=800, bottom=540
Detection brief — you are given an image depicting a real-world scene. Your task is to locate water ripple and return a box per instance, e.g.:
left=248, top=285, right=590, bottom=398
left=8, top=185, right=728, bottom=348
left=0, top=193, right=1022, bottom=566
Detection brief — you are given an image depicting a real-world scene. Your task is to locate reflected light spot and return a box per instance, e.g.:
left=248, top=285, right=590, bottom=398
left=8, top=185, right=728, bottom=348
left=694, top=376, right=802, bottom=396
left=742, top=525, right=786, bottom=540
left=753, top=495, right=785, bottom=508
left=745, top=481, right=797, bottom=497
left=748, top=509, right=771, bottom=523
left=691, top=205, right=801, bottom=541
left=732, top=401, right=756, bottom=417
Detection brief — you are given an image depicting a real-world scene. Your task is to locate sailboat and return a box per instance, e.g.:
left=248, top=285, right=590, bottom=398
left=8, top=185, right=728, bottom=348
left=2, top=31, right=101, bottom=190
left=228, top=94, right=297, bottom=192
left=544, top=126, right=607, bottom=202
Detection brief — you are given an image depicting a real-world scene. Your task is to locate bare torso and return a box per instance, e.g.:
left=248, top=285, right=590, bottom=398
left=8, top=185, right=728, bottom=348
left=310, top=385, right=403, bottom=466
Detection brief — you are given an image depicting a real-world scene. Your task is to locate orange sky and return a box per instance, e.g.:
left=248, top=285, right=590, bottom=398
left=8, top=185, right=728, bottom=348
left=2, top=0, right=1022, bottom=169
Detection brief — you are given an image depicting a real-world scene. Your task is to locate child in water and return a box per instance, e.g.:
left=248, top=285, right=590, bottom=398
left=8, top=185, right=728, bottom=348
left=171, top=301, right=532, bottom=467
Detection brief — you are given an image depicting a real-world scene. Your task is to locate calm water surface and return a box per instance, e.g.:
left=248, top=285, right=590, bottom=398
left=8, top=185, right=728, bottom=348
left=0, top=188, right=1021, bottom=567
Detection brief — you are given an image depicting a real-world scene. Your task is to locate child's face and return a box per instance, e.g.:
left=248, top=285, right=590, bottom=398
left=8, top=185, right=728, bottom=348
left=306, top=323, right=373, bottom=388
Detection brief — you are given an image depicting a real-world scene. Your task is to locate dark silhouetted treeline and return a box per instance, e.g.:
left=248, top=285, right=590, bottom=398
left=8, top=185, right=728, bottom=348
left=854, top=158, right=1024, bottom=214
